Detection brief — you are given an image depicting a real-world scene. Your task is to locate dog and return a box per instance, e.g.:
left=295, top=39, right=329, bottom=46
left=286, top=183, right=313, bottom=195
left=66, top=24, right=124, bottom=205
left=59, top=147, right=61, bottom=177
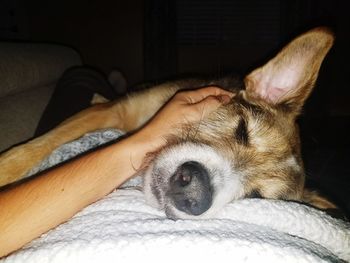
left=0, top=27, right=337, bottom=219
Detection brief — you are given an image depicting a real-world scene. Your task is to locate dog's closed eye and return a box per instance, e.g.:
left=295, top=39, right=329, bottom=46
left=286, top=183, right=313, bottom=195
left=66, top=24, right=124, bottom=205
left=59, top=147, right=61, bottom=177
left=246, top=189, right=263, bottom=198
left=235, top=117, right=249, bottom=146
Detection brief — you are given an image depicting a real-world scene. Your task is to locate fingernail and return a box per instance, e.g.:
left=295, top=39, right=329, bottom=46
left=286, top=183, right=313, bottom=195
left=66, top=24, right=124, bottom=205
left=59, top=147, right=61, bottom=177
left=227, top=92, right=235, bottom=98
left=218, top=95, right=231, bottom=104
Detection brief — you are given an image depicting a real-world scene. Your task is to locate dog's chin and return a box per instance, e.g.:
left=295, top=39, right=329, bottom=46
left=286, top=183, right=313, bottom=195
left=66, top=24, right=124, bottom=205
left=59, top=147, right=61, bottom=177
left=142, top=142, right=245, bottom=219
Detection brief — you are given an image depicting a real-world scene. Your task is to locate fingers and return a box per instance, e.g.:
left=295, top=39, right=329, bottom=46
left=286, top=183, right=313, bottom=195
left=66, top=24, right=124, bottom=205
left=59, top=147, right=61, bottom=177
left=193, top=95, right=226, bottom=118
left=178, top=86, right=234, bottom=104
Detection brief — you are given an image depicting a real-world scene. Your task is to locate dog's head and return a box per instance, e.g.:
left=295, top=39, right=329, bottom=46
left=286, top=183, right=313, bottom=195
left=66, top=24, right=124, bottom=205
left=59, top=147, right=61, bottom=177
left=143, top=28, right=335, bottom=219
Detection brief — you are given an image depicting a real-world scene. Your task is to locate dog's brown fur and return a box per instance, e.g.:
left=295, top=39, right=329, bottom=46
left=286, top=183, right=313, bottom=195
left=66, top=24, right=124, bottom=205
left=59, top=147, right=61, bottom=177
left=0, top=27, right=336, bottom=212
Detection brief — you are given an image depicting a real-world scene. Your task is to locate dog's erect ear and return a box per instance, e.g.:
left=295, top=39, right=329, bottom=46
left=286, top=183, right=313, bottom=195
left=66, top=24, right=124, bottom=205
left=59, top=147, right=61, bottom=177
left=244, top=27, right=334, bottom=114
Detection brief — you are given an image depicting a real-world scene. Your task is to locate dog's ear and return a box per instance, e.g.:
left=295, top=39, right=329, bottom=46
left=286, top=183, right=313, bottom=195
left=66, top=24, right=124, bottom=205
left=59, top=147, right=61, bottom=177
left=302, top=189, right=337, bottom=210
left=302, top=189, right=349, bottom=220
left=244, top=27, right=334, bottom=114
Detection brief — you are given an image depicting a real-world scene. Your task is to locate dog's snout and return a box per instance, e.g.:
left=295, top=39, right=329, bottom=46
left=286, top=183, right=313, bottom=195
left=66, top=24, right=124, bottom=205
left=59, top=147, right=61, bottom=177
left=168, top=161, right=212, bottom=216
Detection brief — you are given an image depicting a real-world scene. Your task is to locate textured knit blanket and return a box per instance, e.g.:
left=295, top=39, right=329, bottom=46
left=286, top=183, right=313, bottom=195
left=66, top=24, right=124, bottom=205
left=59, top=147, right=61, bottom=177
left=2, top=129, right=350, bottom=263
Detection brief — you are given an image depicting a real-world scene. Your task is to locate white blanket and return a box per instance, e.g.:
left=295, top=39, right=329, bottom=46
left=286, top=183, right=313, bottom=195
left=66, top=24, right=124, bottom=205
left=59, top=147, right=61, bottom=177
left=2, top=129, right=350, bottom=262
left=3, top=188, right=350, bottom=263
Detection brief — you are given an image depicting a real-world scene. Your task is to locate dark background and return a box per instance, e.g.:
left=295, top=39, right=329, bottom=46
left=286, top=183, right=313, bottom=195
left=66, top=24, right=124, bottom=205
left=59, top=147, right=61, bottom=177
left=1, top=0, right=349, bottom=217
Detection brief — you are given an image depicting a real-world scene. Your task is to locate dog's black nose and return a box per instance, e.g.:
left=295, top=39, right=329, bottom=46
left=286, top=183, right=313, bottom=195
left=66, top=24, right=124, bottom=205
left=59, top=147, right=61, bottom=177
left=168, top=161, right=212, bottom=216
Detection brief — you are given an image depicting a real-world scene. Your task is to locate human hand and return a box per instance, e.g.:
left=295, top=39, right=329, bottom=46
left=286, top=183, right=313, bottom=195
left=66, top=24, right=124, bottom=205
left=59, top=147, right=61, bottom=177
left=136, top=86, right=234, bottom=149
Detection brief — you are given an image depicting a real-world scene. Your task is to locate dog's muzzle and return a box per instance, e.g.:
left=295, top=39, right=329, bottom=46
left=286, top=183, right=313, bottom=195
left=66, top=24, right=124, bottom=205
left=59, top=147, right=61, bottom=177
left=166, top=161, right=213, bottom=216
left=143, top=142, right=243, bottom=219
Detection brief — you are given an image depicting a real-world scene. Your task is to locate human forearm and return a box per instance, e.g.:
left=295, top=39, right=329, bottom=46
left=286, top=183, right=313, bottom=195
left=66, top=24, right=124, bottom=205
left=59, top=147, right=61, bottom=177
left=0, top=132, right=150, bottom=257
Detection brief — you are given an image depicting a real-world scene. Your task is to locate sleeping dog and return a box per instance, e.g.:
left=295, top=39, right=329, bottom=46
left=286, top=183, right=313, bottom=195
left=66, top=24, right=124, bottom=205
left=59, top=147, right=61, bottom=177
left=0, top=27, right=336, bottom=219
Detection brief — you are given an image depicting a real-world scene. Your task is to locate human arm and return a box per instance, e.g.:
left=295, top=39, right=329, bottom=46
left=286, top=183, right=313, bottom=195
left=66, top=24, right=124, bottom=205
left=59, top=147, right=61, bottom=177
left=0, top=86, right=233, bottom=257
